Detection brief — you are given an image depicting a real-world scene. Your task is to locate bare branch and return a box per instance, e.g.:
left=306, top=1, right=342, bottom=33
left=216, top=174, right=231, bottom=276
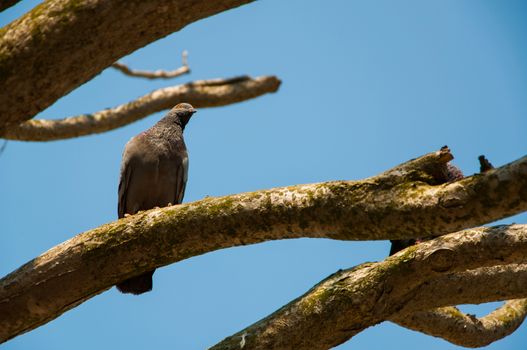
left=0, top=0, right=255, bottom=129
left=211, top=227, right=527, bottom=350
left=112, top=50, right=190, bottom=79
left=0, top=149, right=526, bottom=342
left=390, top=265, right=527, bottom=346
left=397, top=264, right=527, bottom=314
left=392, top=298, right=527, bottom=348
left=0, top=75, right=281, bottom=141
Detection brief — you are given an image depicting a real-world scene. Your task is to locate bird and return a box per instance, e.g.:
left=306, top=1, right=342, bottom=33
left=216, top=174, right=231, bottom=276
left=116, top=103, right=196, bottom=295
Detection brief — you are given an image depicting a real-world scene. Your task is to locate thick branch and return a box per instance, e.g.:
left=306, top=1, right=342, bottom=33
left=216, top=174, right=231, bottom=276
left=392, top=298, right=527, bottom=348
left=0, top=75, right=280, bottom=141
left=397, top=264, right=527, bottom=314
left=1, top=149, right=526, bottom=342
left=112, top=50, right=190, bottom=79
left=0, top=0, right=255, bottom=129
left=211, top=226, right=527, bottom=350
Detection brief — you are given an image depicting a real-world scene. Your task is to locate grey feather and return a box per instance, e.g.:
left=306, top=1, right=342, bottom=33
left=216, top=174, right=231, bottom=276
left=116, top=103, right=196, bottom=295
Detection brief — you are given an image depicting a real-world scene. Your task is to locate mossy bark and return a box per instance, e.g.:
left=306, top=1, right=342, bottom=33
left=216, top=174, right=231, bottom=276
left=392, top=280, right=527, bottom=347
left=211, top=226, right=527, bottom=350
left=0, top=148, right=526, bottom=344
left=0, top=0, right=254, bottom=129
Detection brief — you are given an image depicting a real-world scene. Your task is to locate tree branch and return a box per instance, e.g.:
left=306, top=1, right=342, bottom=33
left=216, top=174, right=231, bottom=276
left=111, top=50, right=190, bottom=79
left=0, top=0, right=255, bottom=129
left=396, top=264, right=527, bottom=314
left=392, top=298, right=527, bottom=348
left=211, top=226, right=527, bottom=350
left=0, top=75, right=281, bottom=141
left=1, top=149, right=526, bottom=342
left=391, top=264, right=527, bottom=347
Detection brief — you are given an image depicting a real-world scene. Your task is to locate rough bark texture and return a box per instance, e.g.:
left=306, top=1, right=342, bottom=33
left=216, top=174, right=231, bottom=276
left=211, top=226, right=527, bottom=350
left=0, top=0, right=254, bottom=129
left=1, top=148, right=526, bottom=343
left=0, top=75, right=281, bottom=141
left=393, top=298, right=527, bottom=348
left=395, top=264, right=527, bottom=314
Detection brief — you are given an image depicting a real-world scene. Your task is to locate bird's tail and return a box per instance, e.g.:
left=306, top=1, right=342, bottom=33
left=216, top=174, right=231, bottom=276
left=116, top=270, right=155, bottom=295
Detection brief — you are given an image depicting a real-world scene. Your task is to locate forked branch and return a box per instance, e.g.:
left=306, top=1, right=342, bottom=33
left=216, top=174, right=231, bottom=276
left=0, top=76, right=281, bottom=141
left=392, top=297, right=527, bottom=348
left=211, top=226, right=527, bottom=349
left=0, top=0, right=256, bottom=128
left=1, top=148, right=526, bottom=343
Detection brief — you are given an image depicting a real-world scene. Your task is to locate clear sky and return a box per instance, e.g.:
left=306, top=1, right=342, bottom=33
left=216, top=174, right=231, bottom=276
left=1, top=1, right=527, bottom=349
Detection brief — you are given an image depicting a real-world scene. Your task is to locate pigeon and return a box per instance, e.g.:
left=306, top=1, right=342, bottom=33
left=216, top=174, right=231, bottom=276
left=116, top=103, right=196, bottom=294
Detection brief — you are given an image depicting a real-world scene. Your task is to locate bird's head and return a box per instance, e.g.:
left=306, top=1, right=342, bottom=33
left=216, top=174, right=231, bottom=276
left=170, top=103, right=197, bottom=128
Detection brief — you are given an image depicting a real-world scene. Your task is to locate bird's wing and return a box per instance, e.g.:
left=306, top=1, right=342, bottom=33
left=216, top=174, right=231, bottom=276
left=118, top=136, right=156, bottom=218
left=118, top=146, right=134, bottom=219
left=175, top=156, right=189, bottom=204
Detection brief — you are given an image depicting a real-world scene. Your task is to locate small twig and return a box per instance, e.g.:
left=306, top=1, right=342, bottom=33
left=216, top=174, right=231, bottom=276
left=479, top=155, right=494, bottom=173
left=0, top=75, right=281, bottom=141
left=112, top=50, right=190, bottom=79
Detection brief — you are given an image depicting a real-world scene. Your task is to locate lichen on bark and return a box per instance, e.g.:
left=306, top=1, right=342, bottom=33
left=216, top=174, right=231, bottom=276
left=1, top=148, right=526, bottom=344
left=0, top=0, right=255, bottom=128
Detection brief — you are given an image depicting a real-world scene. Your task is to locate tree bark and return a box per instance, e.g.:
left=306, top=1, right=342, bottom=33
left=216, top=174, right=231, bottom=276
left=0, top=0, right=255, bottom=129
left=392, top=289, right=527, bottom=347
left=0, top=75, right=281, bottom=141
left=1, top=148, right=526, bottom=343
left=211, top=226, right=527, bottom=350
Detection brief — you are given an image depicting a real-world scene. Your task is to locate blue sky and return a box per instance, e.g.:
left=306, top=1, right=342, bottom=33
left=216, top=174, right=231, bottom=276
left=1, top=1, right=526, bottom=349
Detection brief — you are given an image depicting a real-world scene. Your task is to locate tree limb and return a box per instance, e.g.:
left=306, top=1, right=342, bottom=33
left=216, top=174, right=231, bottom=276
left=390, top=265, right=527, bottom=347
left=111, top=50, right=190, bottom=79
left=0, top=0, right=255, bottom=129
left=0, top=149, right=526, bottom=342
left=211, top=227, right=527, bottom=350
left=396, top=264, right=527, bottom=314
left=392, top=298, right=527, bottom=348
left=0, top=75, right=281, bottom=141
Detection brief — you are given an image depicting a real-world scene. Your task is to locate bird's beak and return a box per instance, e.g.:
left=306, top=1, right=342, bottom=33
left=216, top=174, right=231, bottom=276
left=190, top=109, right=197, bottom=114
